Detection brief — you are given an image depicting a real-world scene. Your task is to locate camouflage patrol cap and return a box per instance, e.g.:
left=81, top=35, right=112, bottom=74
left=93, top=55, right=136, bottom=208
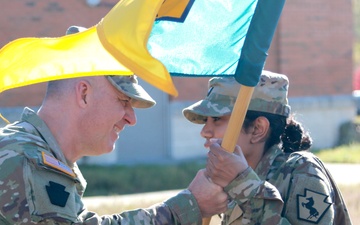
left=183, top=70, right=291, bottom=124
left=66, top=26, right=156, bottom=108
left=106, top=75, right=155, bottom=108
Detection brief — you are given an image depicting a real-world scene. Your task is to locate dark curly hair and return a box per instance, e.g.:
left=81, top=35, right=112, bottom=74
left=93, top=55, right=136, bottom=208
left=242, top=110, right=312, bottom=153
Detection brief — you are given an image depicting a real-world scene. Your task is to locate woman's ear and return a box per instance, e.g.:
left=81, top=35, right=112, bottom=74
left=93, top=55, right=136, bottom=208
left=250, top=116, right=270, bottom=144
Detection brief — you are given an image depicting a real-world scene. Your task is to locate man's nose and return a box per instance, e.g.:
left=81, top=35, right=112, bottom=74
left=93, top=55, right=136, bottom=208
left=124, top=106, right=136, bottom=126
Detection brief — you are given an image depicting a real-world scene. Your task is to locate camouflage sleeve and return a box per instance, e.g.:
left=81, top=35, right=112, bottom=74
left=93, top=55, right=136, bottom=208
left=0, top=148, right=202, bottom=225
left=280, top=154, right=336, bottom=224
left=78, top=189, right=202, bottom=225
left=0, top=150, right=31, bottom=225
left=224, top=167, right=289, bottom=224
left=224, top=157, right=337, bottom=225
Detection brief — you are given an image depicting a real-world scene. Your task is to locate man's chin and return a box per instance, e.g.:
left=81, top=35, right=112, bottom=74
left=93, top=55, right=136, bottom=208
left=98, top=144, right=116, bottom=156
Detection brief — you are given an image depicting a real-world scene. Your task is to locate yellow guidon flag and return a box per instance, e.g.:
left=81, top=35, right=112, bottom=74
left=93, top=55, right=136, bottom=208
left=0, top=0, right=192, bottom=97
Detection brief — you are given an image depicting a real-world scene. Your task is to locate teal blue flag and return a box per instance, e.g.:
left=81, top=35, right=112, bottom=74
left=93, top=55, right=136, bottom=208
left=149, top=0, right=286, bottom=87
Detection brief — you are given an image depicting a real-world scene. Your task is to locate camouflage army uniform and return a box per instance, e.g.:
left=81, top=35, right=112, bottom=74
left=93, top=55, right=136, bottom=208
left=182, top=72, right=352, bottom=224
left=221, top=145, right=352, bottom=224
left=0, top=108, right=201, bottom=225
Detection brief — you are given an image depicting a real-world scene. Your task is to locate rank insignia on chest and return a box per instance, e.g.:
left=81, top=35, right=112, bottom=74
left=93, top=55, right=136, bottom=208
left=297, top=188, right=332, bottom=223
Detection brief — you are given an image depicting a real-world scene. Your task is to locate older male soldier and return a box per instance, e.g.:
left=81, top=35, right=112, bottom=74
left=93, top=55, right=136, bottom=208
left=0, top=26, right=228, bottom=225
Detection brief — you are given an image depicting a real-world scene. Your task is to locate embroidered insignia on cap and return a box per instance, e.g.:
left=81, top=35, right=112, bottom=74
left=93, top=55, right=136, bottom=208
left=42, top=152, right=75, bottom=177
left=297, top=189, right=332, bottom=223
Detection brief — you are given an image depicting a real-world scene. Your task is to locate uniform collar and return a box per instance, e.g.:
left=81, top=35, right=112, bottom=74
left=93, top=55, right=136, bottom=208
left=254, top=145, right=283, bottom=180
left=21, top=107, right=71, bottom=167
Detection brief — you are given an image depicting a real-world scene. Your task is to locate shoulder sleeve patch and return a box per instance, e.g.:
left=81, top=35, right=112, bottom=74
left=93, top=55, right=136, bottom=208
left=297, top=188, right=332, bottom=223
left=45, top=181, right=70, bottom=207
left=42, top=152, right=75, bottom=177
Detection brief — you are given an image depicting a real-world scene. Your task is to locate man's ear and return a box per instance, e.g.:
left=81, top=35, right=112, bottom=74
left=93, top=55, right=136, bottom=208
left=250, top=116, right=270, bottom=144
left=75, top=80, right=91, bottom=108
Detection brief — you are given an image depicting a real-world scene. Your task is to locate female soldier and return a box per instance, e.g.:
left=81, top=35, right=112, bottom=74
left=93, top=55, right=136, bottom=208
left=182, top=71, right=352, bottom=224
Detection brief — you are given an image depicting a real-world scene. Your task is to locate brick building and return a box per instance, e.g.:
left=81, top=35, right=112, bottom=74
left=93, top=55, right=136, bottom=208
left=0, top=0, right=355, bottom=164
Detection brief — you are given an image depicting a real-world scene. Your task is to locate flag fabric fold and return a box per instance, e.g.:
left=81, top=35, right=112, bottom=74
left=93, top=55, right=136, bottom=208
left=149, top=0, right=257, bottom=79
left=0, top=0, right=285, bottom=97
left=149, top=0, right=286, bottom=87
left=235, top=0, right=286, bottom=86
left=0, top=27, right=132, bottom=93
left=0, top=0, right=177, bottom=96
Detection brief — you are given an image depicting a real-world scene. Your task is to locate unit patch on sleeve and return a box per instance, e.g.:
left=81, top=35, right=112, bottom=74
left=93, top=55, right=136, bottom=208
left=297, top=188, right=332, bottom=223
left=46, top=181, right=70, bottom=207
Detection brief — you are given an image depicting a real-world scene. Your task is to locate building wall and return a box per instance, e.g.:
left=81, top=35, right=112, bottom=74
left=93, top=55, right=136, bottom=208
left=267, top=0, right=356, bottom=149
left=290, top=96, right=355, bottom=148
left=275, top=0, right=353, bottom=97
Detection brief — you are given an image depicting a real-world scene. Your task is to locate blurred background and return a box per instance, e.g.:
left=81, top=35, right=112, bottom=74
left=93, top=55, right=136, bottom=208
left=0, top=0, right=360, bottom=165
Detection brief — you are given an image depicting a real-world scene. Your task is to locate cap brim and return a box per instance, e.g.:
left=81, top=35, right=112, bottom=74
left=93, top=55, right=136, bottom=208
left=128, top=85, right=156, bottom=108
left=106, top=76, right=156, bottom=108
left=183, top=99, right=232, bottom=124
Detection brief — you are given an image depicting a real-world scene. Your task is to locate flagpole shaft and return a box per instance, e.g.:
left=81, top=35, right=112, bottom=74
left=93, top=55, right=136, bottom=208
left=222, top=85, right=254, bottom=152
left=202, top=85, right=254, bottom=225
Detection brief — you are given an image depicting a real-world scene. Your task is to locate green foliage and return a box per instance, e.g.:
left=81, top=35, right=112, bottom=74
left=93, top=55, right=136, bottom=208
left=313, top=143, right=360, bottom=164
left=79, top=160, right=206, bottom=197
left=337, top=120, right=360, bottom=146
left=80, top=144, right=360, bottom=197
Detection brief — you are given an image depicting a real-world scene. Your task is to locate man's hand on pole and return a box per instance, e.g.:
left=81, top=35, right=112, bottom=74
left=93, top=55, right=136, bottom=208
left=188, top=169, right=228, bottom=218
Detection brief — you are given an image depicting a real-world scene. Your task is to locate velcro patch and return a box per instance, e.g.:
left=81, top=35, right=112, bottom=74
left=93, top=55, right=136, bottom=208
left=297, top=189, right=332, bottom=223
left=42, top=152, right=75, bottom=177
